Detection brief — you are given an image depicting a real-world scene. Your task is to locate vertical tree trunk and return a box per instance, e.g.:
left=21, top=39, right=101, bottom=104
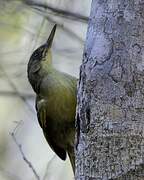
left=76, top=0, right=144, bottom=179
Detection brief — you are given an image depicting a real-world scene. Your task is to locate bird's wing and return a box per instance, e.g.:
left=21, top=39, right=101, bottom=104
left=36, top=97, right=67, bottom=160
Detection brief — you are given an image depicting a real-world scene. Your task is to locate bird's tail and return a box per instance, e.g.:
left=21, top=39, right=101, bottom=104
left=68, top=149, right=75, bottom=173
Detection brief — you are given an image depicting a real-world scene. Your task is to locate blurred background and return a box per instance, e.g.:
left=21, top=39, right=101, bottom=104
left=0, top=0, right=91, bottom=180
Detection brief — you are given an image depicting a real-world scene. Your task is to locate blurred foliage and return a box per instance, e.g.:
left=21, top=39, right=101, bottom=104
left=0, top=0, right=27, bottom=41
left=0, top=0, right=91, bottom=179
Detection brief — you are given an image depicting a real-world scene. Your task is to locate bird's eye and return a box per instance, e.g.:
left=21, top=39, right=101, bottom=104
left=33, top=52, right=38, bottom=57
left=39, top=47, right=44, bottom=52
left=30, top=44, right=47, bottom=62
left=33, top=47, right=43, bottom=57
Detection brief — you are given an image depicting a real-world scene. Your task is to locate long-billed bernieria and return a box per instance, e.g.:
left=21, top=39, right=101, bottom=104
left=27, top=24, right=76, bottom=172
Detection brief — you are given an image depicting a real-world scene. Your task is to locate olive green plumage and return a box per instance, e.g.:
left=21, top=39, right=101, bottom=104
left=27, top=25, right=76, bottom=172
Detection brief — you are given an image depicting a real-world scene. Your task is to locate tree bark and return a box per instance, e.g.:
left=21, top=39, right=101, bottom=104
left=75, top=0, right=144, bottom=179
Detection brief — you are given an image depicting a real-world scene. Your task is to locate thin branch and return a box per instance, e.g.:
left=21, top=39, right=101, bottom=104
left=31, top=9, right=84, bottom=43
left=10, top=121, right=40, bottom=180
left=30, top=2, right=47, bottom=52
left=42, top=155, right=56, bottom=180
left=46, top=15, right=84, bottom=43
left=22, top=0, right=89, bottom=23
left=1, top=0, right=85, bottom=43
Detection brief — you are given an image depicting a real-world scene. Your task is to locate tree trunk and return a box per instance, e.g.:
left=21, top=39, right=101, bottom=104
left=75, top=0, right=144, bottom=179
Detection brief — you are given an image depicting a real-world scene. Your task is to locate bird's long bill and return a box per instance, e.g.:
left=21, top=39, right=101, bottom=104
left=46, top=24, right=57, bottom=48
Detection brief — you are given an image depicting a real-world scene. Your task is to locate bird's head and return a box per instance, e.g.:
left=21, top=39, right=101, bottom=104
left=27, top=24, right=57, bottom=92
left=28, top=24, right=57, bottom=70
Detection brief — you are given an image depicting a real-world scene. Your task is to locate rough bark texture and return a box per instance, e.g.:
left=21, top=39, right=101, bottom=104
left=76, top=0, right=144, bottom=179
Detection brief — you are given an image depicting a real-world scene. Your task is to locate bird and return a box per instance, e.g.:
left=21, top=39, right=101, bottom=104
left=27, top=24, right=77, bottom=172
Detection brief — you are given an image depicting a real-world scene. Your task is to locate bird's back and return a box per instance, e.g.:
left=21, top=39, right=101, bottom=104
left=28, top=24, right=76, bottom=171
left=36, top=69, right=77, bottom=160
left=39, top=69, right=77, bottom=123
